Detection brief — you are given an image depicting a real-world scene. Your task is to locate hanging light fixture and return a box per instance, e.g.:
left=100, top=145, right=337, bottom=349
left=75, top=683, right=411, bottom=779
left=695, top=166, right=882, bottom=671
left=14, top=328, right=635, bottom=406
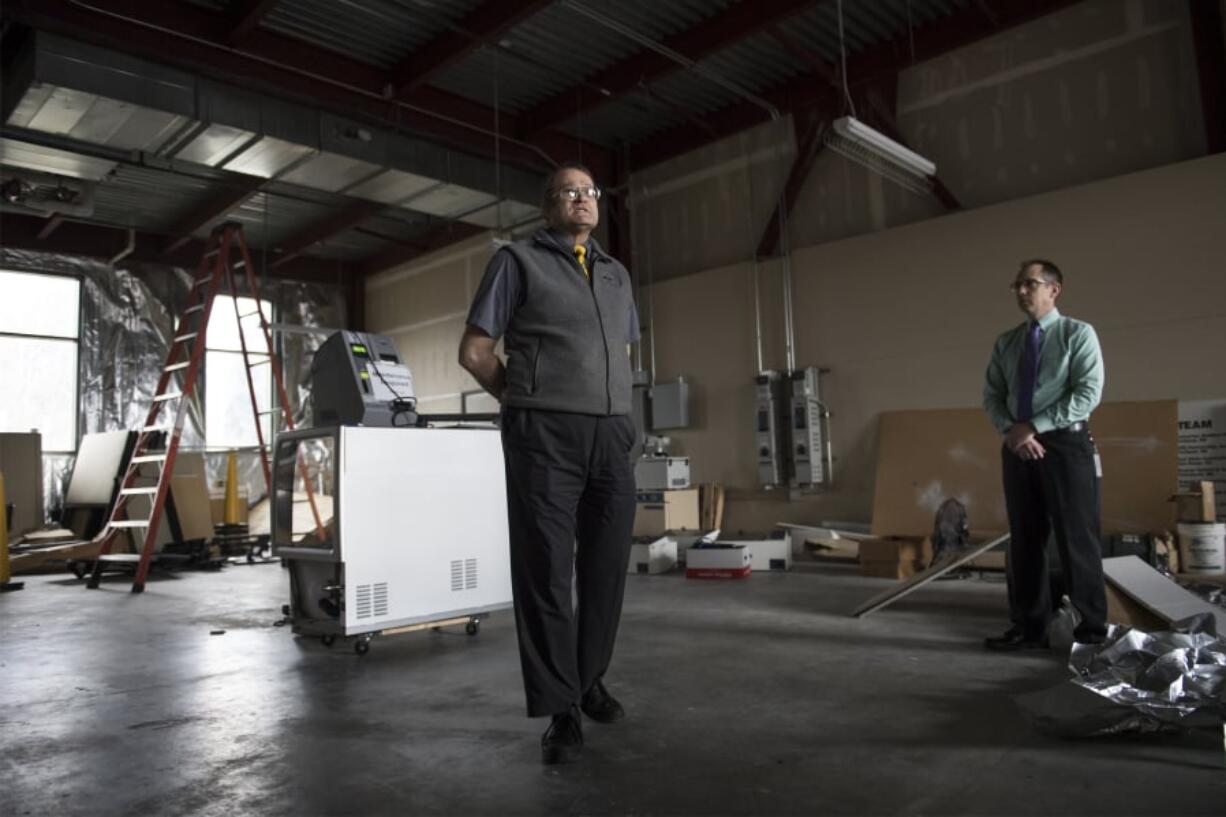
left=823, top=0, right=937, bottom=194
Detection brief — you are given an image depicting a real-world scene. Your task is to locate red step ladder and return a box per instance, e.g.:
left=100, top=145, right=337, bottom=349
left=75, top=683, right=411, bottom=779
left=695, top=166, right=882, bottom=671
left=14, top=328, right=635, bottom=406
left=86, top=222, right=323, bottom=593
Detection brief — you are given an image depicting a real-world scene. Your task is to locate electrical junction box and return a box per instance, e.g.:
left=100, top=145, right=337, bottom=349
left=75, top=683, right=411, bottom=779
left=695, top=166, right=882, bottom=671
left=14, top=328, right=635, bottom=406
left=755, top=370, right=788, bottom=488
left=311, top=331, right=416, bottom=427
left=635, top=456, right=691, bottom=491
left=650, top=377, right=690, bottom=430
left=790, top=367, right=828, bottom=486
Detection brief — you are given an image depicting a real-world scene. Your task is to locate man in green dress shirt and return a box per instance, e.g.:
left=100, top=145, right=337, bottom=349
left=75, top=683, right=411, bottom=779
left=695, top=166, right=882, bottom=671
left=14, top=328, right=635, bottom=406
left=982, top=259, right=1107, bottom=650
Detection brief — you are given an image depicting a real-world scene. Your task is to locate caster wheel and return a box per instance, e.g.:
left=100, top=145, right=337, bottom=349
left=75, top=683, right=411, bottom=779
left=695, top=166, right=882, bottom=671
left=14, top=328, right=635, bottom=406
left=465, top=620, right=479, bottom=636
left=320, top=635, right=335, bottom=647
left=355, top=639, right=370, bottom=656
left=71, top=562, right=88, bottom=580
left=282, top=604, right=291, bottom=616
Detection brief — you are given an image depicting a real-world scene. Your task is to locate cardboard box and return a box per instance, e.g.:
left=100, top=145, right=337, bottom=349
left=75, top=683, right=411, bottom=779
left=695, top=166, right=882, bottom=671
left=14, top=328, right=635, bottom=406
left=634, top=457, right=691, bottom=491
left=861, top=560, right=927, bottom=580
left=1170, top=481, right=1217, bottom=523
left=628, top=536, right=678, bottom=574
left=0, top=431, right=43, bottom=536
left=671, top=531, right=716, bottom=565
left=633, top=488, right=700, bottom=537
left=857, top=536, right=932, bottom=565
left=721, top=537, right=791, bottom=571
left=685, top=544, right=751, bottom=579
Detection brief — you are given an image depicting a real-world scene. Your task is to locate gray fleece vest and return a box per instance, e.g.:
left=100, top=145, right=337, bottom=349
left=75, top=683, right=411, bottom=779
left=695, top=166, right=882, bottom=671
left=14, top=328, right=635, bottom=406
left=501, top=230, right=633, bottom=416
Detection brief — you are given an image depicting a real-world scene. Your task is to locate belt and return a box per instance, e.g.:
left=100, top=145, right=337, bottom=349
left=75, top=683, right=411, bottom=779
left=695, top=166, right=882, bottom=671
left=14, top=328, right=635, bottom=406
left=1039, top=420, right=1087, bottom=435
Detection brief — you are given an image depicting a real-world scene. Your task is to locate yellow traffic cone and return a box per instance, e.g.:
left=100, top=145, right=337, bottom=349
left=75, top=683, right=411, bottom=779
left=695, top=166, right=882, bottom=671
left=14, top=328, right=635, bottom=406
left=223, top=450, right=242, bottom=526
left=1, top=472, right=26, bottom=592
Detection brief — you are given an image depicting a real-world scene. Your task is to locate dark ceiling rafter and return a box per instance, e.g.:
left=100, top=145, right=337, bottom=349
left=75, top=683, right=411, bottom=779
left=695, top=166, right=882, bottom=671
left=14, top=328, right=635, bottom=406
left=0, top=210, right=352, bottom=284
left=270, top=198, right=389, bottom=268
left=386, top=0, right=555, bottom=97
left=223, top=0, right=278, bottom=46
left=862, top=85, right=961, bottom=211
left=756, top=111, right=827, bottom=259
left=356, top=221, right=487, bottom=277
left=630, top=0, right=1083, bottom=169
left=36, top=212, right=65, bottom=239
left=161, top=176, right=267, bottom=255
left=6, top=0, right=614, bottom=181
left=518, top=0, right=824, bottom=138
left=1189, top=0, right=1226, bottom=155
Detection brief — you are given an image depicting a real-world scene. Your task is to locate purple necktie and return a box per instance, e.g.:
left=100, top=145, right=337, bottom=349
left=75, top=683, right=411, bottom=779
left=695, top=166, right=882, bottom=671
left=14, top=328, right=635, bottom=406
left=1016, top=321, right=1042, bottom=422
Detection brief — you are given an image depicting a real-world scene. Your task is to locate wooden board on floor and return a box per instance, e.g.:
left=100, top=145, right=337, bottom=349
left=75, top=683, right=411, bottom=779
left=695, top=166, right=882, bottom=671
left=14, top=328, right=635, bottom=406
left=870, top=401, right=1179, bottom=537
left=850, top=533, right=1011, bottom=618
left=1102, top=555, right=1226, bottom=632
left=10, top=539, right=99, bottom=574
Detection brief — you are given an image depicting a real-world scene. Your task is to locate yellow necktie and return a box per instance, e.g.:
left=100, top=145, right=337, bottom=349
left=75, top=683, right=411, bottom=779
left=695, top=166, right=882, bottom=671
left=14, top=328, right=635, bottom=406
left=573, top=245, right=589, bottom=278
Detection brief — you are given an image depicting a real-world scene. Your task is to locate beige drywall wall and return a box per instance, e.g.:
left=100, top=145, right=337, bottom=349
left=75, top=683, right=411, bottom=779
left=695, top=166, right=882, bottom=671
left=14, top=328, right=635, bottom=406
left=366, top=230, right=496, bottom=413
left=650, top=152, right=1226, bottom=532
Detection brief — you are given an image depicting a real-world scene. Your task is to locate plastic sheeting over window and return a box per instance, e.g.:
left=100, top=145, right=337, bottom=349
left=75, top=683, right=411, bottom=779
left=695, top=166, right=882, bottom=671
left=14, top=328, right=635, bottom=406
left=0, top=246, right=346, bottom=522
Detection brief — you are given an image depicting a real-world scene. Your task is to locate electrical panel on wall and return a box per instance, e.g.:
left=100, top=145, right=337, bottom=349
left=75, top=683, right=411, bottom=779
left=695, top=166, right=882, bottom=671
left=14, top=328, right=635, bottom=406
left=755, top=371, right=788, bottom=488
left=790, top=367, right=829, bottom=487
left=650, top=377, right=691, bottom=430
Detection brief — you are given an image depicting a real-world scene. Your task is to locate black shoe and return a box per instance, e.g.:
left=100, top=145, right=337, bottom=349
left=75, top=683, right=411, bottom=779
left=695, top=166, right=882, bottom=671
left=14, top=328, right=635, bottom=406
left=580, top=679, right=625, bottom=724
left=541, top=706, right=583, bottom=765
left=984, top=627, right=1049, bottom=652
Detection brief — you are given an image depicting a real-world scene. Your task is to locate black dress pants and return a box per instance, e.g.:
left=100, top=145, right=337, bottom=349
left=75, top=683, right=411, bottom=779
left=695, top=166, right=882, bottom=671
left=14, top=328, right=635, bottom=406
left=500, top=407, right=637, bottom=718
left=1001, top=427, right=1107, bottom=641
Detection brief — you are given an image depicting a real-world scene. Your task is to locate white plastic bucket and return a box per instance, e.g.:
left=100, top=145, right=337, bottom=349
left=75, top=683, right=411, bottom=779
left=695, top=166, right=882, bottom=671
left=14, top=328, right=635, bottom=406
left=1176, top=522, right=1226, bottom=574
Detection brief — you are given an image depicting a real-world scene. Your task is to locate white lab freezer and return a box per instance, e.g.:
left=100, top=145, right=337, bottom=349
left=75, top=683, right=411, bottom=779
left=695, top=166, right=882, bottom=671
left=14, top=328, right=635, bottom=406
left=272, top=425, right=513, bottom=652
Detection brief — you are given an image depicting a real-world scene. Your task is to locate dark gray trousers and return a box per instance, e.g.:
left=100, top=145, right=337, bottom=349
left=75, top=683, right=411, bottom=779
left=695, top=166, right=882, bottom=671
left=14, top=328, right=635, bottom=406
left=1001, top=427, right=1107, bottom=641
left=500, top=407, right=637, bottom=717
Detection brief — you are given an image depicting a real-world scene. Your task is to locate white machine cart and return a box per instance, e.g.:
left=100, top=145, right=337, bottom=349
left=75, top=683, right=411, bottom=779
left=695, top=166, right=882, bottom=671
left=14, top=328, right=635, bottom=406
left=272, top=425, right=513, bottom=655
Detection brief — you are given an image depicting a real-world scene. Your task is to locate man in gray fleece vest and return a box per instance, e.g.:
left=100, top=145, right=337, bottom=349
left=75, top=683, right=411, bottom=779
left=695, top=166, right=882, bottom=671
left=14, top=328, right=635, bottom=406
left=458, top=162, right=640, bottom=765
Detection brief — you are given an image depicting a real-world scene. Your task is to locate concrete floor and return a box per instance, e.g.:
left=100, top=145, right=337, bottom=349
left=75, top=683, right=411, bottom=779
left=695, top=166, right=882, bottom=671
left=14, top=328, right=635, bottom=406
left=2, top=558, right=1222, bottom=816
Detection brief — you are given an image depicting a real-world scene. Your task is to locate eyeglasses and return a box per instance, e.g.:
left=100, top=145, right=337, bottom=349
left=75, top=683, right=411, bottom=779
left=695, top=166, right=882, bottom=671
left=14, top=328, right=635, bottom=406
left=1009, top=278, right=1052, bottom=293
left=553, top=186, right=602, bottom=202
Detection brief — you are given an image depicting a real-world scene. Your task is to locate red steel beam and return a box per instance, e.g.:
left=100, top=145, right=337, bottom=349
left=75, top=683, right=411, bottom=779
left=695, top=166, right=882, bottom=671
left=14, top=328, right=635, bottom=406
left=224, top=0, right=279, bottom=45
left=271, top=199, right=388, bottom=268
left=1, top=211, right=352, bottom=284
left=756, top=111, right=826, bottom=259
left=161, top=176, right=267, bottom=255
left=519, top=0, right=823, bottom=137
left=357, top=221, right=486, bottom=277
left=1190, top=0, right=1226, bottom=154
left=8, top=0, right=613, bottom=180
left=36, top=212, right=65, bottom=239
left=630, top=0, right=1081, bottom=169
left=862, top=85, right=961, bottom=211
left=387, top=0, right=554, bottom=97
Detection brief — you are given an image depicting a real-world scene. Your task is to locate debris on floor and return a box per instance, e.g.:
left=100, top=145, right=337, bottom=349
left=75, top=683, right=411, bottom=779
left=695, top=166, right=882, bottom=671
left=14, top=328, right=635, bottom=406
left=1016, top=613, right=1226, bottom=737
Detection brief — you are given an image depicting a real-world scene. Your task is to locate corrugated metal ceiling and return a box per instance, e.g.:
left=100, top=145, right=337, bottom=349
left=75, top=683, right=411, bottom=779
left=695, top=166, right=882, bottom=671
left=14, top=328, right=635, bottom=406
left=5, top=0, right=974, bottom=266
left=260, top=0, right=486, bottom=70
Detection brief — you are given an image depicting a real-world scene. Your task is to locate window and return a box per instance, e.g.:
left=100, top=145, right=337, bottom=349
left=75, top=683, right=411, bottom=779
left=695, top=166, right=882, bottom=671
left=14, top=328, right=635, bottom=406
left=204, top=295, right=273, bottom=449
left=0, top=270, right=80, bottom=452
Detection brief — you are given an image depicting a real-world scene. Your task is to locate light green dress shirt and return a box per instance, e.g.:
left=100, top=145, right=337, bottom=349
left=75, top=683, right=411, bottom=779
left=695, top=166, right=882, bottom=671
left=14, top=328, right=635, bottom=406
left=983, top=307, right=1105, bottom=435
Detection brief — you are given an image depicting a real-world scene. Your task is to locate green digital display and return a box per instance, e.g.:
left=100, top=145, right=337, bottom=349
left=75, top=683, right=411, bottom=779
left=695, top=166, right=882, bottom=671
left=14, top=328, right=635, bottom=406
left=351, top=344, right=368, bottom=357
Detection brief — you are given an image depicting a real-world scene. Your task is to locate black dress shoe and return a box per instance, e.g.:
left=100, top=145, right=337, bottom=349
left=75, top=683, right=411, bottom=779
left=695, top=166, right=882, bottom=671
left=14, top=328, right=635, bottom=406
left=541, top=706, right=582, bottom=765
left=580, top=679, right=625, bottom=724
left=984, top=627, right=1049, bottom=652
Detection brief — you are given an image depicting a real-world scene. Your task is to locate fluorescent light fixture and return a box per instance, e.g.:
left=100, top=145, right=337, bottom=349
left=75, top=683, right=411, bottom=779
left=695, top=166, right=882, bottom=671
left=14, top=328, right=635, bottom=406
left=824, top=115, right=936, bottom=192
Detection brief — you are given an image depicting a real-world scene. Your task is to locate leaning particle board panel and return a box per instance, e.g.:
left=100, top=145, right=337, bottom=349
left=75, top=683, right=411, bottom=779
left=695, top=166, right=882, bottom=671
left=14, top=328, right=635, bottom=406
left=64, top=430, right=136, bottom=506
left=870, top=401, right=1178, bottom=538
left=0, top=431, right=43, bottom=535
left=850, top=533, right=1010, bottom=617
